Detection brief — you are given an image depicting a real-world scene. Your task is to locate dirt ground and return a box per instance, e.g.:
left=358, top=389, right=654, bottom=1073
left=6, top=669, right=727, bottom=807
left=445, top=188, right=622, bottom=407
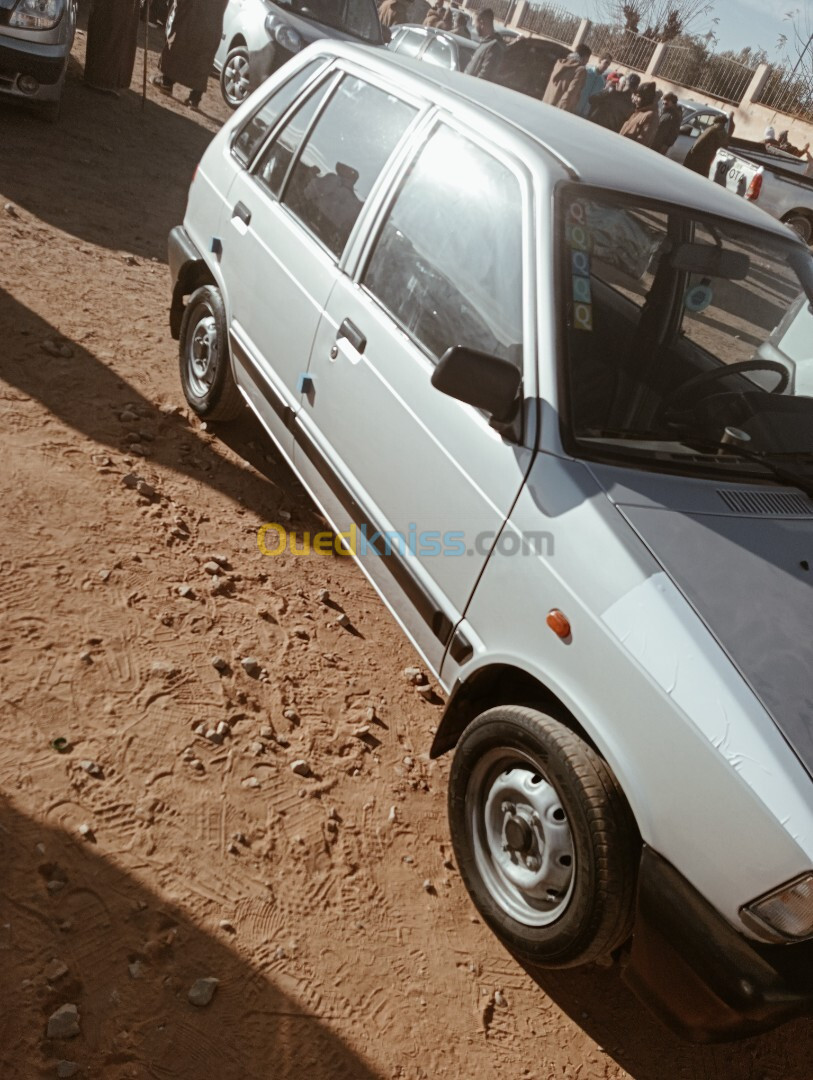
left=1, top=21, right=812, bottom=1080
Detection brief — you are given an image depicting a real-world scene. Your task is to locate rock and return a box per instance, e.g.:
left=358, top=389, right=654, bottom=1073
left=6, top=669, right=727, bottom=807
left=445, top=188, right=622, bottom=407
left=124, top=254, right=139, bottom=266
left=79, top=760, right=102, bottom=778
left=216, top=721, right=229, bottom=739
left=120, top=409, right=139, bottom=422
left=403, top=756, right=414, bottom=769
left=150, top=661, right=177, bottom=678
left=494, top=990, right=506, bottom=1007
left=282, top=708, right=298, bottom=724
left=178, top=585, right=194, bottom=599
left=403, top=855, right=414, bottom=864
left=4, top=202, right=18, bottom=217
left=403, top=667, right=426, bottom=685
left=187, top=977, right=218, bottom=1007
left=203, top=561, right=222, bottom=576
left=242, top=777, right=260, bottom=789
left=423, top=879, right=434, bottom=893
left=98, top=569, right=111, bottom=582
left=317, top=588, right=330, bottom=604
left=128, top=444, right=147, bottom=457
left=47, top=880, right=66, bottom=893
left=273, top=946, right=287, bottom=960
left=210, top=554, right=230, bottom=568
left=205, top=728, right=220, bottom=743
left=290, top=760, right=310, bottom=777
left=249, top=741, right=264, bottom=756
left=77, top=824, right=93, bottom=840
left=241, top=657, right=260, bottom=676
left=47, top=1003, right=80, bottom=1039
left=192, top=723, right=206, bottom=737
left=219, top=920, right=235, bottom=933
left=56, top=1063, right=79, bottom=1079
left=353, top=726, right=370, bottom=738
left=387, top=805, right=398, bottom=823
left=259, top=725, right=274, bottom=739
left=327, top=807, right=340, bottom=821
left=227, top=842, right=239, bottom=855
left=44, top=959, right=68, bottom=982
left=335, top=613, right=350, bottom=628
left=128, top=961, right=145, bottom=979
left=274, top=734, right=290, bottom=748
left=40, top=339, right=68, bottom=358
left=211, top=656, right=228, bottom=672
left=189, top=758, right=204, bottom=772
left=121, top=472, right=141, bottom=488
left=79, top=651, right=92, bottom=664
left=136, top=481, right=156, bottom=499
left=416, top=684, right=434, bottom=700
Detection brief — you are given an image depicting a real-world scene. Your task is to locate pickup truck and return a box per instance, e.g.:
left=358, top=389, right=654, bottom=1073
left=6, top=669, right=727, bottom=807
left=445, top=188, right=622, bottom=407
left=710, top=139, right=813, bottom=243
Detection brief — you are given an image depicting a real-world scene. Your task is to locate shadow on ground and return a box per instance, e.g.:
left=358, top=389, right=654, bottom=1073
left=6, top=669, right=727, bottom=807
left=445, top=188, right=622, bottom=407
left=0, top=795, right=381, bottom=1078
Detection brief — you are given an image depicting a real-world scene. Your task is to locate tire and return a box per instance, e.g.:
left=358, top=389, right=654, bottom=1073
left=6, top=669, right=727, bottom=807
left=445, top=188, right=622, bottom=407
left=782, top=213, right=812, bottom=245
left=178, top=285, right=243, bottom=421
left=220, top=45, right=251, bottom=109
left=448, top=705, right=638, bottom=968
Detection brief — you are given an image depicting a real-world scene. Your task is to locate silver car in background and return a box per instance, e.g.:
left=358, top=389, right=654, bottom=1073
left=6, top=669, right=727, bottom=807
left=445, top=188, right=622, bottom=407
left=0, top=0, right=76, bottom=121
left=214, top=0, right=384, bottom=108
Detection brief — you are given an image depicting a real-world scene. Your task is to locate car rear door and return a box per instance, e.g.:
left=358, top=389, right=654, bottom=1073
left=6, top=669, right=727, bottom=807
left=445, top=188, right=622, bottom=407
left=296, top=117, right=536, bottom=676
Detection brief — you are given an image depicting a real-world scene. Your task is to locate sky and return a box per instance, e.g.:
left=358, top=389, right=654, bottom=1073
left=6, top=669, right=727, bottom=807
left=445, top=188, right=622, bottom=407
left=544, top=0, right=812, bottom=59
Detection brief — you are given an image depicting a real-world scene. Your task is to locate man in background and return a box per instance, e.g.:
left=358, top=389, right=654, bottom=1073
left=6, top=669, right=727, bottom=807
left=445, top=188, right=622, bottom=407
left=684, top=114, right=729, bottom=175
left=619, top=81, right=659, bottom=146
left=84, top=0, right=140, bottom=94
left=464, top=8, right=504, bottom=82
left=151, top=0, right=229, bottom=109
left=587, top=71, right=639, bottom=131
left=543, top=43, right=591, bottom=113
left=651, top=91, right=682, bottom=154
left=578, top=53, right=611, bottom=118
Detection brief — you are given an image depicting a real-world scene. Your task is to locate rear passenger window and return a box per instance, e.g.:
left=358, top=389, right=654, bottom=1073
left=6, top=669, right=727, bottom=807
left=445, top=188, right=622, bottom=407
left=391, top=29, right=426, bottom=57
left=254, top=78, right=334, bottom=196
left=282, top=76, right=417, bottom=258
left=363, top=126, right=524, bottom=365
left=232, top=60, right=325, bottom=165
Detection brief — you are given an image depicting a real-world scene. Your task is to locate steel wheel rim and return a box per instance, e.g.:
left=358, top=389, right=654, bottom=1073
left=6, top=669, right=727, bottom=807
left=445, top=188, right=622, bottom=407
left=468, top=746, right=575, bottom=926
left=224, top=54, right=249, bottom=104
left=186, top=306, right=218, bottom=398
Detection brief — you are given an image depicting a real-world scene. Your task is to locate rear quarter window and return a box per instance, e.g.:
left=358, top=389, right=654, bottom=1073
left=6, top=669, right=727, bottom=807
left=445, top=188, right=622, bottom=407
left=231, top=60, right=327, bottom=166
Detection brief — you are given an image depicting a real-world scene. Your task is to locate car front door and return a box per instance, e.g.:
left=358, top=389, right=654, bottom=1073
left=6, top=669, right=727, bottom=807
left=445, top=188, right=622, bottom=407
left=296, top=119, right=536, bottom=677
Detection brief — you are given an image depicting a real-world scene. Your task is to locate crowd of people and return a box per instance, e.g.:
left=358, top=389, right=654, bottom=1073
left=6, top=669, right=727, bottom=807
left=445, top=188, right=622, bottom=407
left=83, top=0, right=808, bottom=175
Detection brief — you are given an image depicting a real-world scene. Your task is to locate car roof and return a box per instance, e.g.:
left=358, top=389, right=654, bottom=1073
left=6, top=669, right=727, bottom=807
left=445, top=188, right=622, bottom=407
left=396, top=24, right=476, bottom=47
left=308, top=40, right=795, bottom=242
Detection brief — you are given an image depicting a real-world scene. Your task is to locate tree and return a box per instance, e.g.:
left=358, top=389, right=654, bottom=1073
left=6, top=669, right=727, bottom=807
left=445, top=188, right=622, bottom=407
left=598, top=0, right=715, bottom=41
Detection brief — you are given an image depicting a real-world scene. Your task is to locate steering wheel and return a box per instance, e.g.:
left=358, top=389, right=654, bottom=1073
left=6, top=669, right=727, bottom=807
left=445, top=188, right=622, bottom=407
left=658, top=359, right=790, bottom=418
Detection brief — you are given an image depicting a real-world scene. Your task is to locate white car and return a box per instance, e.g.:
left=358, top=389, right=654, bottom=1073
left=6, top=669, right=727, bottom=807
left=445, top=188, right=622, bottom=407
left=167, top=41, right=813, bottom=1042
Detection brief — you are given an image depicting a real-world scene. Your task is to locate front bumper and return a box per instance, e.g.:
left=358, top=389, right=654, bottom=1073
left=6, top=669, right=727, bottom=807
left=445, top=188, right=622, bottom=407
left=623, top=846, right=813, bottom=1042
left=0, top=34, right=69, bottom=91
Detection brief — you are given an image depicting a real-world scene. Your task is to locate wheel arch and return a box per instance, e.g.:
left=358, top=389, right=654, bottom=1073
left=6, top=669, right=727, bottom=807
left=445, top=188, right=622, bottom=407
left=431, top=663, right=596, bottom=759
left=170, top=259, right=217, bottom=340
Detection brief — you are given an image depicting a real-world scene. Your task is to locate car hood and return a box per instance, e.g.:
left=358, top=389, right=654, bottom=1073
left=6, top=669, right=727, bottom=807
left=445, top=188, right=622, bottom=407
left=614, top=496, right=813, bottom=778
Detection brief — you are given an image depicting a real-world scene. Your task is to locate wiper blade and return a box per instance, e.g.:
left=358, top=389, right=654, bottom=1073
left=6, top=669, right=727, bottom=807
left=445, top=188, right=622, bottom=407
left=582, top=429, right=813, bottom=497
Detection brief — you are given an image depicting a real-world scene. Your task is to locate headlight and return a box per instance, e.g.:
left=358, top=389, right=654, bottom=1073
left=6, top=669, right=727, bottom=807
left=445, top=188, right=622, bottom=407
left=264, top=14, right=303, bottom=53
left=9, top=0, right=64, bottom=30
left=744, top=873, right=813, bottom=940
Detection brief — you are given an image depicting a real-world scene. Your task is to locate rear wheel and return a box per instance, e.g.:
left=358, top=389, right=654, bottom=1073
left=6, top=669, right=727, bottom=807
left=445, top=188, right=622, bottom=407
left=782, top=212, right=812, bottom=244
left=220, top=45, right=251, bottom=109
left=448, top=705, right=638, bottom=967
left=178, top=285, right=243, bottom=421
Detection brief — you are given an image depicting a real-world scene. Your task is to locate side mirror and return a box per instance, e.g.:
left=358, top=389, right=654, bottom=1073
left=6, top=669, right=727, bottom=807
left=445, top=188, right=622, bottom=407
left=431, top=346, right=522, bottom=428
left=679, top=124, right=692, bottom=135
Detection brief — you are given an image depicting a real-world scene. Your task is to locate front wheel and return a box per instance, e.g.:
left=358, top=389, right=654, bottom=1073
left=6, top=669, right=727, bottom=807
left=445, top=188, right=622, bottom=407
left=178, top=285, right=243, bottom=421
left=220, top=45, right=251, bottom=109
left=448, top=705, right=638, bottom=967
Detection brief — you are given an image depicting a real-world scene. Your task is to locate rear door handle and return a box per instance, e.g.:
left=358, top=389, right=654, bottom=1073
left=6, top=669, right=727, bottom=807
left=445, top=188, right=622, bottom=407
left=232, top=202, right=251, bottom=226
left=336, top=318, right=366, bottom=355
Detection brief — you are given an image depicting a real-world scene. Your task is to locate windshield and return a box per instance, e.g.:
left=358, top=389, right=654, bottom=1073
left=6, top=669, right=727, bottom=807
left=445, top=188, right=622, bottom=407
left=559, top=187, right=813, bottom=484
left=278, top=0, right=382, bottom=43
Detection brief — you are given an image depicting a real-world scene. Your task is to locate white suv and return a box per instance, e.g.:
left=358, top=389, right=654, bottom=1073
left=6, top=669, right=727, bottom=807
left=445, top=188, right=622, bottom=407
left=168, top=41, right=813, bottom=1042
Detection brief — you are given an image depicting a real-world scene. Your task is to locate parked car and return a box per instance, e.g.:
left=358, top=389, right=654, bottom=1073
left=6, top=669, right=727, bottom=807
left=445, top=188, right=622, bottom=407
left=168, top=41, right=813, bottom=1043
left=708, top=144, right=813, bottom=243
left=387, top=22, right=565, bottom=95
left=0, top=0, right=76, bottom=121
left=213, top=0, right=385, bottom=108
left=666, top=100, right=730, bottom=164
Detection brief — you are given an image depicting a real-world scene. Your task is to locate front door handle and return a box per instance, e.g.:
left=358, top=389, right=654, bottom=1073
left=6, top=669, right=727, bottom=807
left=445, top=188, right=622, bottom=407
left=232, top=202, right=251, bottom=226
left=337, top=318, right=366, bottom=355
